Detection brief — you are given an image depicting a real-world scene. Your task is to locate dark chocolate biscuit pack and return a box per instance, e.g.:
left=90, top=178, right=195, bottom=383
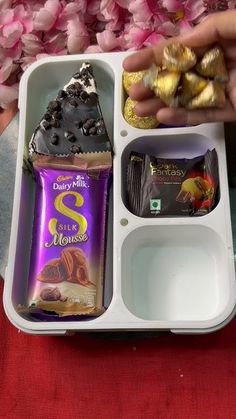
left=127, top=149, right=219, bottom=217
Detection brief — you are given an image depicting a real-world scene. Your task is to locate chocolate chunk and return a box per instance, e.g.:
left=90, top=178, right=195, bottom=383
left=47, top=100, right=61, bottom=111
left=70, top=145, right=81, bottom=153
left=84, top=118, right=95, bottom=130
left=80, top=91, right=89, bottom=102
left=66, top=85, right=76, bottom=95
left=73, top=72, right=81, bottom=79
left=57, top=89, right=67, bottom=99
left=44, top=112, right=51, bottom=121
left=50, top=133, right=59, bottom=145
left=51, top=119, right=60, bottom=128
left=88, top=92, right=98, bottom=104
left=42, top=120, right=51, bottom=130
left=74, top=82, right=82, bottom=91
left=53, top=111, right=62, bottom=119
left=89, top=127, right=97, bottom=135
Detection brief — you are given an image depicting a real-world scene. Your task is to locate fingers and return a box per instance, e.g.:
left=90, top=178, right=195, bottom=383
left=156, top=100, right=236, bottom=126
left=123, top=10, right=236, bottom=75
left=179, top=10, right=236, bottom=47
left=123, top=38, right=174, bottom=72
left=129, top=81, right=153, bottom=101
left=135, top=97, right=164, bottom=117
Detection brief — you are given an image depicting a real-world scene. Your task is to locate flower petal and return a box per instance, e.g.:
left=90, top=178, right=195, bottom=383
left=84, top=44, right=102, bottom=53
left=22, top=33, right=43, bottom=56
left=0, top=8, right=13, bottom=25
left=128, top=0, right=153, bottom=23
left=13, top=4, right=33, bottom=33
left=55, top=2, right=81, bottom=31
left=96, top=29, right=120, bottom=51
left=144, top=32, right=165, bottom=47
left=1, top=21, right=23, bottom=47
left=44, top=32, right=66, bottom=54
left=0, top=56, right=13, bottom=83
left=33, top=0, right=61, bottom=31
left=185, top=0, right=206, bottom=22
left=67, top=17, right=89, bottom=54
left=0, top=83, right=18, bottom=109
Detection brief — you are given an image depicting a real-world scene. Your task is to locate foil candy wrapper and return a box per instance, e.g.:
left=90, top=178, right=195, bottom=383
left=144, top=67, right=180, bottom=106
left=196, top=46, right=229, bottom=83
left=162, top=43, right=197, bottom=72
left=124, top=97, right=159, bottom=129
left=122, top=70, right=146, bottom=95
left=24, top=152, right=112, bottom=318
left=186, top=81, right=226, bottom=109
left=143, top=43, right=228, bottom=111
left=180, top=72, right=208, bottom=106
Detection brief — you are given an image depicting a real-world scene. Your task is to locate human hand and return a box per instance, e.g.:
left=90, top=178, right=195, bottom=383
left=123, top=10, right=236, bottom=126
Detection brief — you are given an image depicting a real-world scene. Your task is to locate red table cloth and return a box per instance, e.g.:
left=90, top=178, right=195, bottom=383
left=0, top=279, right=236, bottom=419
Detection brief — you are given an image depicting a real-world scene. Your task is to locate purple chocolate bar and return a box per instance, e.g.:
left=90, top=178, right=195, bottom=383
left=27, top=155, right=111, bottom=317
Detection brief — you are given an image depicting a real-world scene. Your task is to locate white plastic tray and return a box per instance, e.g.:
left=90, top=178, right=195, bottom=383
left=3, top=52, right=236, bottom=335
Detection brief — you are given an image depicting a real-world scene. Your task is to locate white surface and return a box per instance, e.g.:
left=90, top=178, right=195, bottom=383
left=3, top=52, right=236, bottom=334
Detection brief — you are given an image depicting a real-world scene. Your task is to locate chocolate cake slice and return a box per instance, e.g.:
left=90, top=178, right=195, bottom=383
left=29, top=62, right=112, bottom=156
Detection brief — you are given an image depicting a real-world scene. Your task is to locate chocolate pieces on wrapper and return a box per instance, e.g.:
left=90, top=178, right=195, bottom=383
left=127, top=149, right=219, bottom=217
left=25, top=152, right=112, bottom=318
left=29, top=62, right=112, bottom=157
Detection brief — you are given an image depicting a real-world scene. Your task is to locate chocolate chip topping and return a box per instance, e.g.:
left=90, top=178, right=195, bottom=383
left=44, top=112, right=51, bottom=121
left=42, top=120, right=51, bottom=130
left=80, top=91, right=89, bottom=102
left=57, top=89, right=67, bottom=99
left=89, top=127, right=97, bottom=135
left=70, top=145, right=81, bottom=153
left=50, top=133, right=59, bottom=145
left=47, top=100, right=61, bottom=111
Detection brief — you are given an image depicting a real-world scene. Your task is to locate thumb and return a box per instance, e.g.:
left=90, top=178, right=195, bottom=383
left=179, top=10, right=236, bottom=48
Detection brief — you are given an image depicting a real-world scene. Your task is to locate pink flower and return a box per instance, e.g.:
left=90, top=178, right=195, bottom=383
left=99, top=0, right=127, bottom=31
left=123, top=23, right=163, bottom=49
left=67, top=16, right=90, bottom=54
left=0, top=83, right=18, bottom=109
left=21, top=33, right=43, bottom=56
left=33, top=0, right=62, bottom=32
left=44, top=32, right=67, bottom=54
left=96, top=29, right=122, bottom=51
left=55, top=2, right=82, bottom=31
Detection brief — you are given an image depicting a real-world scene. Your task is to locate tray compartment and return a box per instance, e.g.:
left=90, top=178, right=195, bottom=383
left=121, top=133, right=220, bottom=216
left=121, top=224, right=230, bottom=322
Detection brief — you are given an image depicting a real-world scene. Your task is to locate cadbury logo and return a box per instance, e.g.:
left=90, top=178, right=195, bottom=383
left=53, top=175, right=88, bottom=190
left=57, top=175, right=73, bottom=182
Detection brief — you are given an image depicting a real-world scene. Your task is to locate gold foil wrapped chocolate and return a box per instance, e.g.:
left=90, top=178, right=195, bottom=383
left=152, top=69, right=181, bottom=106
left=196, top=46, right=229, bottom=83
left=127, top=42, right=228, bottom=116
left=186, top=81, right=226, bottom=109
left=123, top=70, right=146, bottom=95
left=163, top=43, right=197, bottom=72
left=124, top=97, right=159, bottom=129
left=180, top=72, right=208, bottom=105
